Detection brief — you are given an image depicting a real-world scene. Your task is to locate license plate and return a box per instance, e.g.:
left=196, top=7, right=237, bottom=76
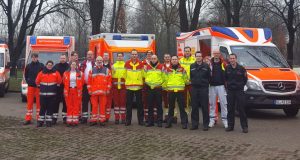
left=274, top=100, right=291, bottom=105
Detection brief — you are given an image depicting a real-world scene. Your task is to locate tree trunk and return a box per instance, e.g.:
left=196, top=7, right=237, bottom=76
left=232, top=0, right=241, bottom=27
left=110, top=0, right=117, bottom=33
left=166, top=23, right=171, bottom=54
left=89, top=0, right=104, bottom=35
left=287, top=29, right=295, bottom=67
left=114, top=0, right=123, bottom=33
left=220, top=0, right=232, bottom=26
left=190, top=0, right=202, bottom=31
left=179, top=0, right=189, bottom=32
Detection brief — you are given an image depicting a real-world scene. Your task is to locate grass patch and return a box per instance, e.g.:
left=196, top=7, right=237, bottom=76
left=8, top=69, right=23, bottom=92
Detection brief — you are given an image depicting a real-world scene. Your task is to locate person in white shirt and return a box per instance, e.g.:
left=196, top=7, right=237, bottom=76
left=79, top=51, right=95, bottom=124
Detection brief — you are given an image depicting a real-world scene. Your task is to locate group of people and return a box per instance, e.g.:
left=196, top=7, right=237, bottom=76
left=23, top=46, right=249, bottom=133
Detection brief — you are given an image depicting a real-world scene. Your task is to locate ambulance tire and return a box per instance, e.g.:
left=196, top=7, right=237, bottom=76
left=21, top=94, right=27, bottom=102
left=283, top=108, right=299, bottom=117
left=5, top=81, right=9, bottom=93
left=0, top=86, right=4, bottom=97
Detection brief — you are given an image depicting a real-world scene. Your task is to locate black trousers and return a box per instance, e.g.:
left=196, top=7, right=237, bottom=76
left=82, top=84, right=91, bottom=119
left=126, top=89, right=144, bottom=123
left=53, top=86, right=67, bottom=120
left=147, top=86, right=163, bottom=124
left=191, top=87, right=209, bottom=127
left=168, top=92, right=188, bottom=125
left=227, top=90, right=248, bottom=129
left=39, top=95, right=56, bottom=123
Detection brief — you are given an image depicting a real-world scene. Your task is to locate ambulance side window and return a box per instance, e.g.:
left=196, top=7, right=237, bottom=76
left=220, top=46, right=229, bottom=61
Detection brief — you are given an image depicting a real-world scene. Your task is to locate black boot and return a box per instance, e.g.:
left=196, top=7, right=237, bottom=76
left=52, top=118, right=57, bottom=125
left=36, top=122, right=43, bottom=128
left=63, top=117, right=67, bottom=124
left=115, top=120, right=119, bottom=124
left=23, top=120, right=31, bottom=125
left=46, top=121, right=52, bottom=127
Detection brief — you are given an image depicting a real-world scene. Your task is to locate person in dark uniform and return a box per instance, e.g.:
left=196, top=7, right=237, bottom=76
left=225, top=54, right=248, bottom=133
left=53, top=54, right=69, bottom=124
left=190, top=52, right=211, bottom=131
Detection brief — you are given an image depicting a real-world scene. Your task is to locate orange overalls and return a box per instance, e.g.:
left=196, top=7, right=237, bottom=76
left=87, top=66, right=112, bottom=123
left=63, top=70, right=84, bottom=125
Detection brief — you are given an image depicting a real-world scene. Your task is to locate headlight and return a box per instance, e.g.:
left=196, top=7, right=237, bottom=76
left=246, top=80, right=262, bottom=90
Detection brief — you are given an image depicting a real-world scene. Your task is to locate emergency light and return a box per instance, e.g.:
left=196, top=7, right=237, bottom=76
left=64, top=37, right=71, bottom=45
left=30, top=36, right=37, bottom=45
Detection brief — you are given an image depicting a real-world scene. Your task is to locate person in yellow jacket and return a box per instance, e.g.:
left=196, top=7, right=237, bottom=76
left=179, top=46, right=196, bottom=114
left=165, top=55, right=188, bottom=129
left=144, top=55, right=164, bottom=127
left=112, top=53, right=126, bottom=124
left=124, top=49, right=144, bottom=126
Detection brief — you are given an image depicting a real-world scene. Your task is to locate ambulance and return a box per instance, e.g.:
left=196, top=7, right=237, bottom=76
left=21, top=36, right=75, bottom=102
left=177, top=27, right=300, bottom=117
left=0, top=42, right=10, bottom=97
left=89, top=33, right=155, bottom=62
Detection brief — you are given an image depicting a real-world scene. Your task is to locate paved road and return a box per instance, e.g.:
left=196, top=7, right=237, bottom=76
left=0, top=93, right=300, bottom=160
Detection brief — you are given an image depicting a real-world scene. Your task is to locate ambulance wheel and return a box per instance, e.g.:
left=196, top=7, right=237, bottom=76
left=0, top=87, right=4, bottom=97
left=21, top=95, right=27, bottom=102
left=283, top=108, right=299, bottom=117
left=5, top=81, right=9, bottom=93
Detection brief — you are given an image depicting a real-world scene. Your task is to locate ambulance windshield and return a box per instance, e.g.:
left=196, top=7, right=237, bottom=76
left=27, top=52, right=67, bottom=65
left=112, top=52, right=147, bottom=63
left=0, top=53, right=3, bottom=67
left=230, top=46, right=289, bottom=68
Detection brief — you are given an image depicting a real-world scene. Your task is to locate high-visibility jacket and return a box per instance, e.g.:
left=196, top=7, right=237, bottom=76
left=144, top=62, right=164, bottom=89
left=63, top=70, right=84, bottom=97
left=124, top=59, right=144, bottom=91
left=87, top=66, right=112, bottom=95
left=162, top=63, right=171, bottom=90
left=36, top=68, right=62, bottom=96
left=179, top=56, right=196, bottom=84
left=164, top=65, right=187, bottom=92
left=112, top=61, right=126, bottom=90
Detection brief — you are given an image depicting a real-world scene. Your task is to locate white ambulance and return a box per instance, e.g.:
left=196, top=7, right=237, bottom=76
left=177, top=27, right=300, bottom=117
left=0, top=43, right=10, bottom=97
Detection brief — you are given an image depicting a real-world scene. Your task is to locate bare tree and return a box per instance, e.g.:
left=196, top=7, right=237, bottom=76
left=110, top=0, right=117, bottom=33
left=0, top=0, right=67, bottom=75
left=149, top=0, right=179, bottom=53
left=179, top=0, right=208, bottom=31
left=88, top=0, right=104, bottom=35
left=263, top=0, right=300, bottom=66
left=220, top=0, right=244, bottom=26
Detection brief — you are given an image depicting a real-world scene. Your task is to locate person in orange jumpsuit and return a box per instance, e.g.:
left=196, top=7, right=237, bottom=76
left=36, top=60, right=62, bottom=127
left=63, top=61, right=84, bottom=126
left=88, top=56, right=112, bottom=126
left=23, top=53, right=44, bottom=125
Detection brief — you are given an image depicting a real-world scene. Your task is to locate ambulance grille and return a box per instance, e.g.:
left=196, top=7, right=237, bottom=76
left=262, top=81, right=296, bottom=92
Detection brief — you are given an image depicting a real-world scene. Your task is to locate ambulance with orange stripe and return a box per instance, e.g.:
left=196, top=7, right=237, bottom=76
left=21, top=36, right=75, bottom=102
left=89, top=33, right=155, bottom=62
left=0, top=42, right=10, bottom=97
left=177, top=27, right=300, bottom=117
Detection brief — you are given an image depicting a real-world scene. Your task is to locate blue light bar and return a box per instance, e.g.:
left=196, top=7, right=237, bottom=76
left=141, top=36, right=148, bottom=41
left=30, top=36, right=37, bottom=45
left=113, top=35, right=122, bottom=40
left=64, top=36, right=70, bottom=45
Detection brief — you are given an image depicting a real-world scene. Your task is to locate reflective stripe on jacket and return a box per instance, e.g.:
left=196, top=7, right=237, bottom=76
left=144, top=63, right=164, bottom=89
left=63, top=70, right=84, bottom=97
left=112, top=61, right=126, bottom=90
left=87, top=66, right=112, bottom=95
left=36, top=69, right=62, bottom=96
left=164, top=65, right=187, bottom=92
left=124, top=59, right=144, bottom=91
